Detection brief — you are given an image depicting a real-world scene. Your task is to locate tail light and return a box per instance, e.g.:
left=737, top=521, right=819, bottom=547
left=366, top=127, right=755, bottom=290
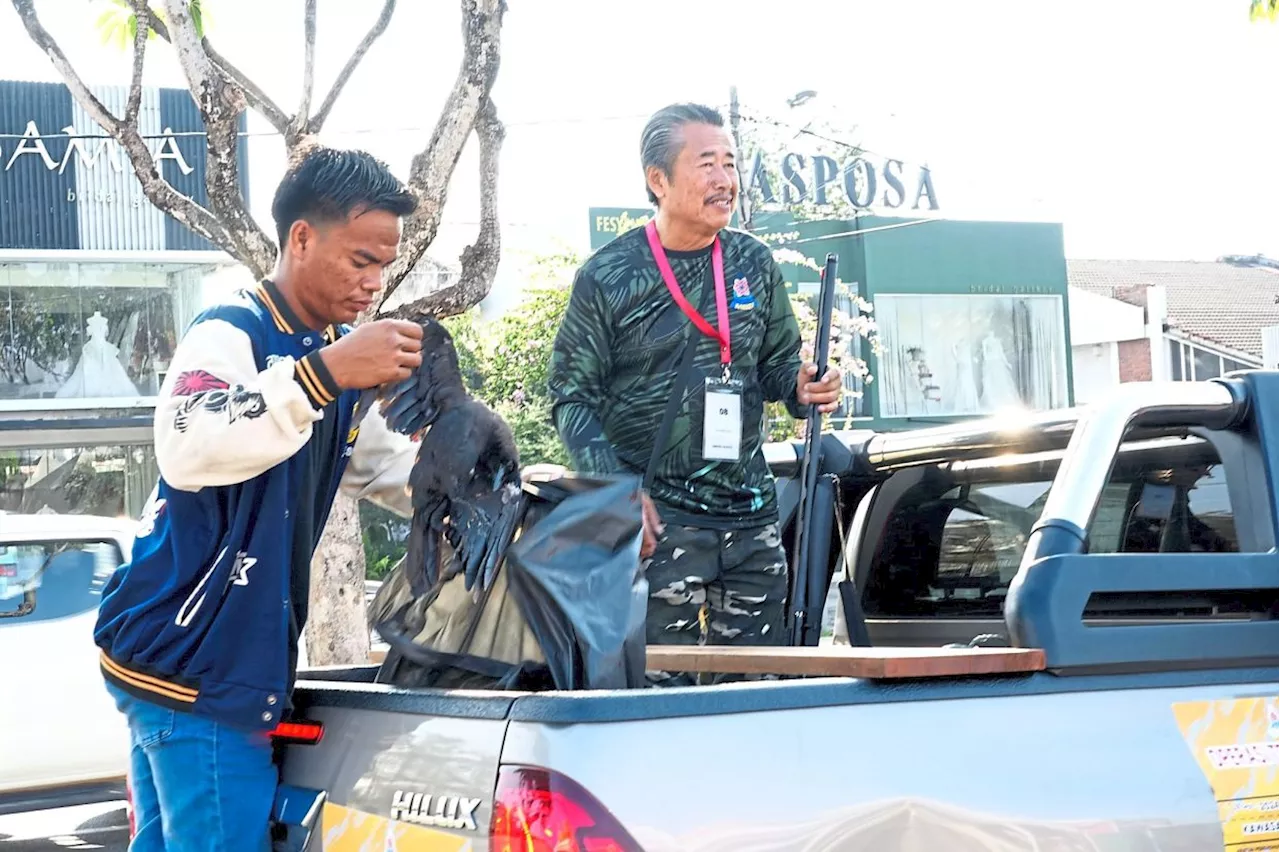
left=490, top=765, right=643, bottom=852
left=269, top=720, right=325, bottom=745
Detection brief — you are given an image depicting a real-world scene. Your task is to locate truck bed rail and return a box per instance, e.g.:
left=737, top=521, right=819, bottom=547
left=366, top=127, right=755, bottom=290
left=645, top=645, right=1047, bottom=679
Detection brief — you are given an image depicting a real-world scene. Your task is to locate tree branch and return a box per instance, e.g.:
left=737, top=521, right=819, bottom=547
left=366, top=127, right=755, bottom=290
left=139, top=3, right=292, bottom=138
left=10, top=0, right=247, bottom=267
left=202, top=36, right=292, bottom=137
left=386, top=0, right=506, bottom=291
left=124, top=1, right=149, bottom=125
left=309, top=0, right=397, bottom=132
left=162, top=0, right=277, bottom=276
left=295, top=0, right=317, bottom=134
left=385, top=97, right=503, bottom=321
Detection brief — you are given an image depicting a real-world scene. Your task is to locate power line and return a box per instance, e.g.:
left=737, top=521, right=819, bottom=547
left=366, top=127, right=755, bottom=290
left=764, top=216, right=943, bottom=246
left=736, top=106, right=928, bottom=171
left=0, top=112, right=654, bottom=142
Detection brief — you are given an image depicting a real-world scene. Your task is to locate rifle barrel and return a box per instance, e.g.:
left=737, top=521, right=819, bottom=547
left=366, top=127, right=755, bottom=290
left=788, top=252, right=839, bottom=645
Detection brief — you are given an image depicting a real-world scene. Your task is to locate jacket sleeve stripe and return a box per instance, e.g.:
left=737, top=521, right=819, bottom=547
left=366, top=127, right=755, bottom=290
left=294, top=353, right=338, bottom=409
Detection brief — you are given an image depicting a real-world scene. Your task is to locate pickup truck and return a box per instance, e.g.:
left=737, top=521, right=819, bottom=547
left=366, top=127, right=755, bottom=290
left=201, top=375, right=1280, bottom=849
left=0, top=513, right=133, bottom=814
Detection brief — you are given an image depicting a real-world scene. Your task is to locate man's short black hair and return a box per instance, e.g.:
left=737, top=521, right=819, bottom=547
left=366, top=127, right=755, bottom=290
left=639, top=103, right=725, bottom=206
left=270, top=147, right=417, bottom=248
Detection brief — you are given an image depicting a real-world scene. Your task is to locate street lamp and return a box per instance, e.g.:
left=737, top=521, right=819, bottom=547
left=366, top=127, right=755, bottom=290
left=787, top=90, right=819, bottom=109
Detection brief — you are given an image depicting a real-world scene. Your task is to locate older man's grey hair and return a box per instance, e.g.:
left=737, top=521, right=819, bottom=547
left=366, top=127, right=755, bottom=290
left=639, top=103, right=726, bottom=206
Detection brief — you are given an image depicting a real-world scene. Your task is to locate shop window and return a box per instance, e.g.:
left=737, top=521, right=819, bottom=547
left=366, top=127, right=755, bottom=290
left=1193, top=347, right=1221, bottom=382
left=1168, top=339, right=1184, bottom=380
left=1167, top=338, right=1260, bottom=383
left=873, top=293, right=1068, bottom=418
left=0, top=260, right=234, bottom=404
left=0, top=443, right=158, bottom=519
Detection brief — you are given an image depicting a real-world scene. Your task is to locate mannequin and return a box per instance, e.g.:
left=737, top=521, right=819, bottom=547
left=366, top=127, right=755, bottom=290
left=950, top=339, right=981, bottom=414
left=979, top=329, right=1019, bottom=409
left=56, top=311, right=139, bottom=399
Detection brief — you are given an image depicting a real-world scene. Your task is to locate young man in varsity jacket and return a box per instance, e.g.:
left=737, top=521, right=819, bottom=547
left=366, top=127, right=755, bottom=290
left=93, top=148, right=427, bottom=850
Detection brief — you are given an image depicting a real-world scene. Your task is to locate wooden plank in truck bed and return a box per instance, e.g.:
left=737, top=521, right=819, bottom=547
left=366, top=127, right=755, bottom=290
left=645, top=645, right=1047, bottom=679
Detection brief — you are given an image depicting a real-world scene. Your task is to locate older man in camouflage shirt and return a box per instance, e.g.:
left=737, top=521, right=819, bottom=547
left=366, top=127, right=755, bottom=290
left=548, top=103, right=842, bottom=652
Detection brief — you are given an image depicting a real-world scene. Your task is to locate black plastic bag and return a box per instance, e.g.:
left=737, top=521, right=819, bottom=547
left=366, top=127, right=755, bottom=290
left=370, top=473, right=647, bottom=692
left=504, top=475, right=648, bottom=690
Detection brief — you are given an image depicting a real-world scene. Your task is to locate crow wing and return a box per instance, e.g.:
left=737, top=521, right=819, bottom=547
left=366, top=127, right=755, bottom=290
left=356, top=318, right=521, bottom=596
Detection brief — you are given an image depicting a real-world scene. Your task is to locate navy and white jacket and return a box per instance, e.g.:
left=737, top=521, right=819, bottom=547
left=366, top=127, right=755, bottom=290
left=94, top=280, right=417, bottom=732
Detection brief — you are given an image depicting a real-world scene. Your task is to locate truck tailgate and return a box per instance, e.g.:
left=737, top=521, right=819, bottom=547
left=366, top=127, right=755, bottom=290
left=497, top=670, right=1277, bottom=851
left=276, top=670, right=515, bottom=850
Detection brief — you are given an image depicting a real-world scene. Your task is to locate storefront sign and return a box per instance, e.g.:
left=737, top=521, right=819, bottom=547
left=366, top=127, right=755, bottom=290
left=0, top=78, right=247, bottom=251
left=589, top=207, right=652, bottom=249
left=968, top=284, right=1058, bottom=295
left=1, top=120, right=194, bottom=177
left=745, top=151, right=939, bottom=213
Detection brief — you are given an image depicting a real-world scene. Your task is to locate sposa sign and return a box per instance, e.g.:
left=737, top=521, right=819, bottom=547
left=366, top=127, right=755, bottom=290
left=745, top=150, right=939, bottom=212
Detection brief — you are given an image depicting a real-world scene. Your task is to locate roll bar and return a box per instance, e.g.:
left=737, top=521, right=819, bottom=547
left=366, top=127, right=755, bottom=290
left=765, top=384, right=1231, bottom=482
left=1003, top=377, right=1271, bottom=673
left=1022, top=378, right=1248, bottom=560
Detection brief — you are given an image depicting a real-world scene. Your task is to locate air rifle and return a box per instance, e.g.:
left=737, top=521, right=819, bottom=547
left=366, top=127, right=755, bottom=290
left=787, top=252, right=839, bottom=646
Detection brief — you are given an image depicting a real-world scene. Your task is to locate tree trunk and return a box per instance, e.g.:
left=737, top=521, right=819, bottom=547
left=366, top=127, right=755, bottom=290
left=305, top=492, right=370, bottom=666
left=13, top=0, right=506, bottom=669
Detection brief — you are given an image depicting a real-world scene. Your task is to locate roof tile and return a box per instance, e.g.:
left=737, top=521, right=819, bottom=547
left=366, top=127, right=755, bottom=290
left=1067, top=259, right=1278, bottom=357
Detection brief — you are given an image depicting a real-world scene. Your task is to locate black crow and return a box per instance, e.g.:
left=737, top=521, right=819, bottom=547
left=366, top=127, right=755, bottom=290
left=353, top=317, right=522, bottom=597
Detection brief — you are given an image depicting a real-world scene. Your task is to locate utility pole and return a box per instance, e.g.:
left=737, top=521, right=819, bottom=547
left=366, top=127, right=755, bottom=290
left=729, top=85, right=752, bottom=230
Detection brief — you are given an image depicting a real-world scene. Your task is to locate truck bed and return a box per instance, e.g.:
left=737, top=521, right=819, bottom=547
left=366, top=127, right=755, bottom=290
left=281, top=662, right=1278, bottom=851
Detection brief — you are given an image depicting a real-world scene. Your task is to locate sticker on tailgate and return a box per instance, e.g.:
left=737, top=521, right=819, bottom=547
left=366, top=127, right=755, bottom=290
left=1172, top=695, right=1279, bottom=851
left=320, top=802, right=473, bottom=851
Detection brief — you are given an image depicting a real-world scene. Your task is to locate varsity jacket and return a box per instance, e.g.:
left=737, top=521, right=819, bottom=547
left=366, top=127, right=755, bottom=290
left=94, top=280, right=417, bottom=732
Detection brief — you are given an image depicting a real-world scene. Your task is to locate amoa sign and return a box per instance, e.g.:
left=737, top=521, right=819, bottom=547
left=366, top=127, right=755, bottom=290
left=1, top=120, right=194, bottom=176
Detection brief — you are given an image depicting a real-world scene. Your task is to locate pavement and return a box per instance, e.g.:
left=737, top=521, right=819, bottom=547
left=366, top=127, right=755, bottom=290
left=0, top=802, right=128, bottom=851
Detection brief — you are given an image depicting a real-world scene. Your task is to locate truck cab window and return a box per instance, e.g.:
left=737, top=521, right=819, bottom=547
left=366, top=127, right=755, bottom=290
left=863, top=436, right=1242, bottom=621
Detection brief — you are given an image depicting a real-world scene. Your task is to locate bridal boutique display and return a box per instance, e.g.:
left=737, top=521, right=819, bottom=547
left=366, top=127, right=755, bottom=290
left=950, top=340, right=981, bottom=413
left=875, top=293, right=1067, bottom=419
left=56, top=311, right=139, bottom=399
left=978, top=329, right=1021, bottom=409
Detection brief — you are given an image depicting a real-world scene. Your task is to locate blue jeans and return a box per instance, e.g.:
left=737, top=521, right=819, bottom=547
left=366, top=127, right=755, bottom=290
left=105, top=681, right=277, bottom=851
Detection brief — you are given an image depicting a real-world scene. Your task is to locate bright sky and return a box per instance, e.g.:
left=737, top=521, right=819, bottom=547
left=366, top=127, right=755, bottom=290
left=1, top=0, right=1276, bottom=313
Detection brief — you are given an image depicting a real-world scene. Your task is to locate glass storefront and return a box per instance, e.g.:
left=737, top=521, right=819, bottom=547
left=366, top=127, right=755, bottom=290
left=0, top=442, right=158, bottom=519
left=1167, top=338, right=1257, bottom=382
left=874, top=293, right=1069, bottom=418
left=0, top=259, right=241, bottom=403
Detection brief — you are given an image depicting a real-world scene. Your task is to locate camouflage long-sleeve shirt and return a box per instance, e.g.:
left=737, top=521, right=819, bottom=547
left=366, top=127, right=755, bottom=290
left=548, top=225, right=804, bottom=529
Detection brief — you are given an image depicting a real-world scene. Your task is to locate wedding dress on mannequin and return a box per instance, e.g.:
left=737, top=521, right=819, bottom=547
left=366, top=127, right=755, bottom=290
left=56, top=311, right=139, bottom=399
left=950, top=339, right=981, bottom=414
left=979, top=330, right=1020, bottom=409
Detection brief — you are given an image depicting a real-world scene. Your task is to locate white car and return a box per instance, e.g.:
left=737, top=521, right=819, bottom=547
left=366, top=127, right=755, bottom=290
left=0, top=514, right=135, bottom=813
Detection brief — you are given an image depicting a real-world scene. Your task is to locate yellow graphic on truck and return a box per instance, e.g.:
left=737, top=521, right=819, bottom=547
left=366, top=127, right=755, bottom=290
left=1172, top=696, right=1279, bottom=851
left=321, top=802, right=472, bottom=851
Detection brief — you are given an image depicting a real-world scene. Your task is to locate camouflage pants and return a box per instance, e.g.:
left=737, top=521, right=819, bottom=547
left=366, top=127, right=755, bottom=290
left=643, top=520, right=788, bottom=648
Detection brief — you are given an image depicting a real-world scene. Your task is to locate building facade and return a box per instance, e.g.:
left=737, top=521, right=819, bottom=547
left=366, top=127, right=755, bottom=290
left=589, top=207, right=1076, bottom=432
left=0, top=80, right=252, bottom=519
left=1065, top=257, right=1275, bottom=404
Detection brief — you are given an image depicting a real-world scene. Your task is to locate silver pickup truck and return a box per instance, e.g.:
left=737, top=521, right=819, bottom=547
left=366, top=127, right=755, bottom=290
left=257, top=374, right=1278, bottom=851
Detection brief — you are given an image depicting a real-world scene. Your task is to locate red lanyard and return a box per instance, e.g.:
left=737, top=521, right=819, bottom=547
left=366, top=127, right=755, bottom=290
left=645, top=220, right=730, bottom=369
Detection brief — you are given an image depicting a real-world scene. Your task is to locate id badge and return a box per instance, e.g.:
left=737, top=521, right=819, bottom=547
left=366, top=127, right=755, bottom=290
left=703, top=377, right=743, bottom=461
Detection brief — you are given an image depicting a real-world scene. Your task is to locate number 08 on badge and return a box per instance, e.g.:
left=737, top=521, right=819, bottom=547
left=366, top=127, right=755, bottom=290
left=704, top=377, right=742, bottom=461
